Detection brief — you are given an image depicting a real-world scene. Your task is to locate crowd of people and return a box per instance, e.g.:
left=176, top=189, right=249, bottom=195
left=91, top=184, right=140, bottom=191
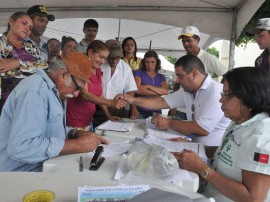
left=0, top=4, right=270, bottom=202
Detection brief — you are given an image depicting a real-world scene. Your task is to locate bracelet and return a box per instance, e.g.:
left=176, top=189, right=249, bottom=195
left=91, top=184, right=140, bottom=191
left=69, top=129, right=78, bottom=139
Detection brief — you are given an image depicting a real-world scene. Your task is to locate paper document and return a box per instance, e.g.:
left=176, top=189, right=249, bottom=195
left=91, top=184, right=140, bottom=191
left=146, top=127, right=188, bottom=140
left=78, top=185, right=150, bottom=202
left=143, top=135, right=207, bottom=161
left=96, top=120, right=134, bottom=132
left=88, top=141, right=132, bottom=158
left=146, top=117, right=190, bottom=140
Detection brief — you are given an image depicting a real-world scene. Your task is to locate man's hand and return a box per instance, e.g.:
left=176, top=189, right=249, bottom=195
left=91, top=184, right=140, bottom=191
left=151, top=114, right=171, bottom=130
left=76, top=132, right=109, bottom=152
left=109, top=99, right=127, bottom=109
left=61, top=132, right=109, bottom=155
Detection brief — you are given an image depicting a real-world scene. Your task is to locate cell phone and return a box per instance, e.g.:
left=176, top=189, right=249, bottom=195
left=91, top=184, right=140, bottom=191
left=89, top=146, right=105, bottom=171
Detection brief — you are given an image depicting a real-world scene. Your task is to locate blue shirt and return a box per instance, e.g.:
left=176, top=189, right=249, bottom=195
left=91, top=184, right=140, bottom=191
left=0, top=69, right=68, bottom=171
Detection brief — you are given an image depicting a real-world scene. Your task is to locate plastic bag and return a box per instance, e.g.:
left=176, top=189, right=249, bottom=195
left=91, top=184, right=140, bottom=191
left=126, top=141, right=179, bottom=179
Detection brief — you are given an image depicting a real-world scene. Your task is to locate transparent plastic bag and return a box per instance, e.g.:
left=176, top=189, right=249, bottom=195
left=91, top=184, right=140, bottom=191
left=126, top=141, right=179, bottom=179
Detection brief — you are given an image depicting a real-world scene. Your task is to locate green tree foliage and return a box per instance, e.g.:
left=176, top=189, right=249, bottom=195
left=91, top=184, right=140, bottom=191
left=164, top=56, right=177, bottom=64
left=206, top=47, right=219, bottom=58
left=165, top=48, right=219, bottom=64
left=236, top=0, right=270, bottom=46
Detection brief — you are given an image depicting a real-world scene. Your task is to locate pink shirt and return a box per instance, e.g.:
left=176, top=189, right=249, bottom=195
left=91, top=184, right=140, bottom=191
left=66, top=68, right=103, bottom=128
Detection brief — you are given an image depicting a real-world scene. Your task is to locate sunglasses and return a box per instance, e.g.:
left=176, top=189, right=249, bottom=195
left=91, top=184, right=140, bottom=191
left=70, top=74, right=83, bottom=91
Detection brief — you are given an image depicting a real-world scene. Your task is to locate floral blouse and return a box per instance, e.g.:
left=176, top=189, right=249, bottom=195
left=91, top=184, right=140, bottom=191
left=0, top=34, right=48, bottom=77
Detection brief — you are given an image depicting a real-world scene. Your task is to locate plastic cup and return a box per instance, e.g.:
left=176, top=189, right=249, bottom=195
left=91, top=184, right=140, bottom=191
left=23, top=190, right=55, bottom=202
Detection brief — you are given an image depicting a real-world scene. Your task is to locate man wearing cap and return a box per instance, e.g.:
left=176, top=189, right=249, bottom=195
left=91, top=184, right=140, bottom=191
left=27, top=5, right=55, bottom=61
left=246, top=18, right=270, bottom=71
left=178, top=26, right=227, bottom=79
left=93, top=39, right=137, bottom=126
left=169, top=26, right=227, bottom=120
left=0, top=52, right=109, bottom=172
left=77, top=19, right=99, bottom=54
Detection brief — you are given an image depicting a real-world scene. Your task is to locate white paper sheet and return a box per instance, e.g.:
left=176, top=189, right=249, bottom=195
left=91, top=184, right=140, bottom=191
left=88, top=141, right=132, bottom=158
left=96, top=120, right=134, bottom=132
left=143, top=135, right=207, bottom=161
left=145, top=117, right=192, bottom=141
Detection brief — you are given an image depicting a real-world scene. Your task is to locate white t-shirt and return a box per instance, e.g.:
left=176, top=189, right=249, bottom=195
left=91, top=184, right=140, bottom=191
left=164, top=75, right=230, bottom=146
left=101, top=59, right=138, bottom=99
left=197, top=49, right=227, bottom=78
left=204, top=113, right=270, bottom=201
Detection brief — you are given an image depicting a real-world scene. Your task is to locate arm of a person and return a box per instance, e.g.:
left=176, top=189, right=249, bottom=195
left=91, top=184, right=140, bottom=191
left=207, top=169, right=270, bottom=201
left=80, top=88, right=125, bottom=109
left=152, top=116, right=209, bottom=136
left=60, top=131, right=109, bottom=155
left=174, top=151, right=270, bottom=202
left=0, top=59, right=20, bottom=72
left=124, top=94, right=170, bottom=110
left=99, top=104, right=121, bottom=121
left=134, top=76, right=158, bottom=96
left=147, top=80, right=169, bottom=95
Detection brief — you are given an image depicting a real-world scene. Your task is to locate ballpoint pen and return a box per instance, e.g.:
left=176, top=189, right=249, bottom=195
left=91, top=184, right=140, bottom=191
left=79, top=156, right=83, bottom=172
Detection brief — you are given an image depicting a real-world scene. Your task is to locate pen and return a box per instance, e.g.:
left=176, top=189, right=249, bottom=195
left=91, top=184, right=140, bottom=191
left=186, top=134, right=196, bottom=139
left=79, top=156, right=83, bottom=172
left=183, top=136, right=192, bottom=141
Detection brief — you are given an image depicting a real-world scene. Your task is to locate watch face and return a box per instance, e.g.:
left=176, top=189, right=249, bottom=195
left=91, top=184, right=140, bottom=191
left=201, top=168, right=209, bottom=179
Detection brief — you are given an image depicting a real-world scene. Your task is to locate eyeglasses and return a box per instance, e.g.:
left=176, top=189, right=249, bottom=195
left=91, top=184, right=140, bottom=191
left=191, top=104, right=195, bottom=121
left=220, top=92, right=234, bottom=99
left=70, top=74, right=83, bottom=91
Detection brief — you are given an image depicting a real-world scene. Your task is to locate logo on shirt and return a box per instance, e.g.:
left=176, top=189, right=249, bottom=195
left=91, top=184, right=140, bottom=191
left=253, top=152, right=269, bottom=164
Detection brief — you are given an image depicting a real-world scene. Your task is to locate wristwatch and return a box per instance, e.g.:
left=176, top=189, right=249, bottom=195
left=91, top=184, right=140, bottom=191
left=201, top=167, right=211, bottom=179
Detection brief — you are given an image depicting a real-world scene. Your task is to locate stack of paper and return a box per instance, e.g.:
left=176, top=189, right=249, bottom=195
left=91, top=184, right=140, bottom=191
left=96, top=120, right=134, bottom=132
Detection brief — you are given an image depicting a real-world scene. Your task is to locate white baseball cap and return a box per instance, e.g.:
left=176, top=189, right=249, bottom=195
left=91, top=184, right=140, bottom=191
left=246, top=18, right=270, bottom=36
left=178, top=26, right=200, bottom=40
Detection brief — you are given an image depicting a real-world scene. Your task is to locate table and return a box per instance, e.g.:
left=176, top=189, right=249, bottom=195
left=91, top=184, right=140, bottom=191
left=0, top=172, right=116, bottom=202
left=42, top=119, right=206, bottom=200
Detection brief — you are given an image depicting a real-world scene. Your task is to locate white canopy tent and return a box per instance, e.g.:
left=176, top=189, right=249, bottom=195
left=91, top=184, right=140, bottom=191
left=0, top=0, right=265, bottom=68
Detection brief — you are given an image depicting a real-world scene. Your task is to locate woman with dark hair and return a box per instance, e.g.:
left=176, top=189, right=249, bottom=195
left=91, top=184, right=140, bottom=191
left=47, top=38, right=61, bottom=61
left=132, top=50, right=168, bottom=119
left=66, top=40, right=126, bottom=130
left=0, top=12, right=47, bottom=113
left=174, top=67, right=270, bottom=202
left=122, top=37, right=142, bottom=71
left=61, top=36, right=77, bottom=57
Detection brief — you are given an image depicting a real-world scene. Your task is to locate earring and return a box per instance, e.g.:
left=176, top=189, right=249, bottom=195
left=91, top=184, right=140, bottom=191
left=89, top=57, right=91, bottom=61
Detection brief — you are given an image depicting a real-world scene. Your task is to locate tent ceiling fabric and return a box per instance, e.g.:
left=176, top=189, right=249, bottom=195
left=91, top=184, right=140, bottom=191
left=44, top=18, right=216, bottom=57
left=0, top=0, right=264, bottom=57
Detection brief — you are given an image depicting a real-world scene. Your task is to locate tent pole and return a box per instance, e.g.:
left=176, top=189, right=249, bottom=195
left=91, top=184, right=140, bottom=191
left=117, top=19, right=121, bottom=40
left=229, top=9, right=237, bottom=70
